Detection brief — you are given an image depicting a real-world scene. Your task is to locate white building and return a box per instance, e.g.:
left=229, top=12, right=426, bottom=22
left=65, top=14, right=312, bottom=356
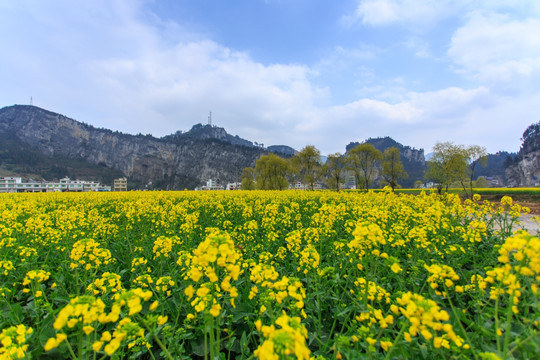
left=226, top=182, right=241, bottom=190
left=197, top=179, right=224, bottom=190
left=0, top=177, right=111, bottom=193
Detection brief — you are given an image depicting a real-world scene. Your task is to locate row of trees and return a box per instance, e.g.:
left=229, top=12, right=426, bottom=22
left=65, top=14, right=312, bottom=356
left=241, top=141, right=488, bottom=195
left=425, top=142, right=487, bottom=197
left=241, top=144, right=408, bottom=191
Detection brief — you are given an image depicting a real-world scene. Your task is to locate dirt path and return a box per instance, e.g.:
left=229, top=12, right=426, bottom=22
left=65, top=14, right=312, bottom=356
left=515, top=214, right=538, bottom=234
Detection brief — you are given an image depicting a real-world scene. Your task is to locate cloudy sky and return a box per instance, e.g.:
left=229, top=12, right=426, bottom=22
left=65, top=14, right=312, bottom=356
left=1, top=0, right=539, bottom=155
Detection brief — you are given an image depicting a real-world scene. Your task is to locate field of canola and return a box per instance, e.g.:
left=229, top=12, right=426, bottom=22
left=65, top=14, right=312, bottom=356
left=0, top=190, right=538, bottom=359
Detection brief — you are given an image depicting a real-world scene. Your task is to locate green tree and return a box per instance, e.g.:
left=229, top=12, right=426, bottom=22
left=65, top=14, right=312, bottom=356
left=240, top=167, right=256, bottom=190
left=424, top=142, right=468, bottom=194
left=323, top=153, right=345, bottom=191
left=462, top=145, right=487, bottom=198
left=345, top=143, right=382, bottom=191
left=255, top=153, right=289, bottom=190
left=473, top=176, right=489, bottom=188
left=292, top=145, right=322, bottom=190
left=381, top=147, right=408, bottom=191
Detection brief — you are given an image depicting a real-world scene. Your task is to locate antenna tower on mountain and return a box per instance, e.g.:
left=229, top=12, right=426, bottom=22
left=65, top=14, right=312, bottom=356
left=30, top=97, right=33, bottom=106
left=208, top=111, right=212, bottom=126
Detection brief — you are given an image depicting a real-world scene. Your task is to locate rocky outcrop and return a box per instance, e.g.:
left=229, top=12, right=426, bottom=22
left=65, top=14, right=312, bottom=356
left=267, top=145, right=297, bottom=156
left=506, top=150, right=540, bottom=186
left=506, top=121, right=540, bottom=187
left=0, top=105, right=266, bottom=189
left=163, top=123, right=256, bottom=148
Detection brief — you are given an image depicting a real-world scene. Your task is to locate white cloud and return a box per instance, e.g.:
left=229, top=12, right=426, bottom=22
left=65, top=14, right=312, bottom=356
left=344, top=0, right=454, bottom=27
left=1, top=0, right=538, bottom=157
left=448, top=12, right=540, bottom=89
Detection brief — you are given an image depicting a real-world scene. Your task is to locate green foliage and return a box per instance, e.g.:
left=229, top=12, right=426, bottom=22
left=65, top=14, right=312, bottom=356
left=425, top=142, right=468, bottom=194
left=291, top=145, right=322, bottom=190
left=347, top=137, right=426, bottom=187
left=241, top=167, right=256, bottom=190
left=381, top=147, right=408, bottom=191
left=345, top=143, right=382, bottom=190
left=322, top=153, right=345, bottom=191
left=254, top=153, right=289, bottom=190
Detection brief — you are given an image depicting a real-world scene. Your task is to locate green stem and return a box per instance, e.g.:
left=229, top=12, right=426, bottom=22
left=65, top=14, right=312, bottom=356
left=506, top=330, right=539, bottom=356
left=383, top=324, right=406, bottom=360
left=502, top=290, right=515, bottom=358
left=443, top=284, right=478, bottom=359
left=495, top=294, right=501, bottom=354
left=138, top=316, right=174, bottom=360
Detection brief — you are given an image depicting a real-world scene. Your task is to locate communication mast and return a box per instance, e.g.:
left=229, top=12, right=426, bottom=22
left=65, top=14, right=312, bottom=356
left=30, top=96, right=33, bottom=106
left=208, top=111, right=212, bottom=126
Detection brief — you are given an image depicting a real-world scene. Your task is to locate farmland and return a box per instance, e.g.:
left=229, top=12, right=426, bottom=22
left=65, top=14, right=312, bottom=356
left=0, top=190, right=538, bottom=359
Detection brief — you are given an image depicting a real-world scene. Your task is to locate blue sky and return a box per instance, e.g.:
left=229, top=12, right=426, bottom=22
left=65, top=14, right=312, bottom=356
left=1, top=0, right=539, bottom=155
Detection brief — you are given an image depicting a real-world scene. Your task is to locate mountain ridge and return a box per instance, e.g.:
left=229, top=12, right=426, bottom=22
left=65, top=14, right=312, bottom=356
left=1, top=104, right=510, bottom=189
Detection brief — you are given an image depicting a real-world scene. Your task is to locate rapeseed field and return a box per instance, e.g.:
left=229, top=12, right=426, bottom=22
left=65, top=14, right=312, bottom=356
left=0, top=190, right=537, bottom=359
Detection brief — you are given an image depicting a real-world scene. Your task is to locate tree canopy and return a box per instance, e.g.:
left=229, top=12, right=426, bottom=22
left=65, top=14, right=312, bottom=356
left=345, top=143, right=382, bottom=191
left=381, top=147, right=408, bottom=191
left=323, top=153, right=345, bottom=191
left=254, top=153, right=289, bottom=190
left=291, top=145, right=322, bottom=190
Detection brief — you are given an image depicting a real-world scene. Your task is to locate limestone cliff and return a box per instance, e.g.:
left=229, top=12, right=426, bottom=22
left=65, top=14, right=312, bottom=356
left=506, top=121, right=540, bottom=186
left=0, top=105, right=265, bottom=189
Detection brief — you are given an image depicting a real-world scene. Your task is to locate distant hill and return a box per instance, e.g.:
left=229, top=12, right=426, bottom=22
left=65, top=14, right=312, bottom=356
left=1, top=104, right=523, bottom=189
left=0, top=105, right=267, bottom=189
left=162, top=123, right=256, bottom=148
left=267, top=145, right=297, bottom=156
left=346, top=137, right=426, bottom=188
left=475, top=151, right=516, bottom=182
left=0, top=130, right=125, bottom=183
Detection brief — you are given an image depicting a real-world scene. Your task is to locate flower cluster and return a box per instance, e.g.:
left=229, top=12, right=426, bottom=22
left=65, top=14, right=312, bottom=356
left=352, top=277, right=391, bottom=304
left=69, top=238, right=113, bottom=270
left=152, top=236, right=180, bottom=259
left=184, top=230, right=241, bottom=317
left=393, top=292, right=467, bottom=349
left=0, top=325, right=33, bottom=359
left=45, top=288, right=154, bottom=356
left=0, top=260, right=14, bottom=276
left=425, top=263, right=460, bottom=296
left=254, top=312, right=311, bottom=360
left=87, top=271, right=123, bottom=296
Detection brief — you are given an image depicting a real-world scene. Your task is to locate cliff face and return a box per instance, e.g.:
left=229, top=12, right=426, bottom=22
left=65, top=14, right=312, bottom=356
left=506, top=151, right=540, bottom=186
left=0, top=105, right=265, bottom=189
left=505, top=121, right=540, bottom=187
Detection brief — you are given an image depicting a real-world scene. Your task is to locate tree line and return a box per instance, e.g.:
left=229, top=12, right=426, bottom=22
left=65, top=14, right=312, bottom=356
left=240, top=141, right=488, bottom=196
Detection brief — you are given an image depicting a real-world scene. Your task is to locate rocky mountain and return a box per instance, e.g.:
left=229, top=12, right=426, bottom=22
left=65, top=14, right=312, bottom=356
left=346, top=137, right=426, bottom=187
left=267, top=145, right=297, bottom=156
left=0, top=105, right=267, bottom=189
left=475, top=151, right=516, bottom=183
left=162, top=123, right=257, bottom=148
left=506, top=121, right=540, bottom=186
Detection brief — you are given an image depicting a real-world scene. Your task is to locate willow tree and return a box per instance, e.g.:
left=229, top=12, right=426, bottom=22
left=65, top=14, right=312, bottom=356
left=345, top=143, right=382, bottom=191
left=292, top=145, right=322, bottom=190
left=323, top=153, right=345, bottom=191
left=240, top=167, right=256, bottom=190
left=461, top=145, right=487, bottom=198
left=425, top=142, right=468, bottom=194
left=381, top=147, right=408, bottom=191
left=254, top=153, right=289, bottom=190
